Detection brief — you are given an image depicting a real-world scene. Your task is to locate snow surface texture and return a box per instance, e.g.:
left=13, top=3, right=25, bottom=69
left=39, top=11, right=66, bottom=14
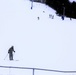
left=0, top=0, right=76, bottom=75
left=69, top=0, right=76, bottom=2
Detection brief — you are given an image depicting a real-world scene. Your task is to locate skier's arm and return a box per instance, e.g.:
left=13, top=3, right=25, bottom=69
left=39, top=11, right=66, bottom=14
left=12, top=47, right=15, bottom=52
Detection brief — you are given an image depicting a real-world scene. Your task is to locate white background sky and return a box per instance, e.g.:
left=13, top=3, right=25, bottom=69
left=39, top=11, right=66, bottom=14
left=0, top=0, right=76, bottom=75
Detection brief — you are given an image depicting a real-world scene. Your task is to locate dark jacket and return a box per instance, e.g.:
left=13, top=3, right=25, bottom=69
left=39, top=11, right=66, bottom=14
left=8, top=46, right=15, bottom=55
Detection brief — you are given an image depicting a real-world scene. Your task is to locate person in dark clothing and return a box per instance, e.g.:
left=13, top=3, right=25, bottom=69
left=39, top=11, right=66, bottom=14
left=8, top=46, right=15, bottom=60
left=37, top=17, right=40, bottom=20
left=61, top=15, right=64, bottom=20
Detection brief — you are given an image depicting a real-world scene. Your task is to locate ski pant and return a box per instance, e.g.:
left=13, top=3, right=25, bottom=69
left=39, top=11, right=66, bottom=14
left=9, top=53, right=13, bottom=60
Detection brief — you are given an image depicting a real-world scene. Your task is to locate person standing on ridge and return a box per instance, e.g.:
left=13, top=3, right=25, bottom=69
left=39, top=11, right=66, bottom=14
left=8, top=46, right=15, bottom=60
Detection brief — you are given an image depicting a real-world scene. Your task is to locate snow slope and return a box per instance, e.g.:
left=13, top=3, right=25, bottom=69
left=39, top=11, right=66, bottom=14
left=69, top=0, right=76, bottom=2
left=0, top=0, right=76, bottom=75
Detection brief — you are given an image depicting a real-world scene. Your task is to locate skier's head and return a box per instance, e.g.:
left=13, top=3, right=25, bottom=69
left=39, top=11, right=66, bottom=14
left=11, top=46, right=14, bottom=49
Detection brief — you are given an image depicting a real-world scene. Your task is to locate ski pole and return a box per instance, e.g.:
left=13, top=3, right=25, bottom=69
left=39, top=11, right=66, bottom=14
left=4, top=53, right=8, bottom=60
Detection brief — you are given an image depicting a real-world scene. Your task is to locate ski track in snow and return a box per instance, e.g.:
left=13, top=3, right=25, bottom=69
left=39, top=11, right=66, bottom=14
left=0, top=0, right=76, bottom=75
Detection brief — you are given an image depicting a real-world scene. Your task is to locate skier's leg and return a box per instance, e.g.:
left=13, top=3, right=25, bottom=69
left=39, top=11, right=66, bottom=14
left=11, top=55, right=13, bottom=60
left=10, top=54, right=13, bottom=60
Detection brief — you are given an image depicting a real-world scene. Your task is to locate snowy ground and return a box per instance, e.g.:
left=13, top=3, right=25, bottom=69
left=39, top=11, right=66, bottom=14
left=0, top=0, right=76, bottom=75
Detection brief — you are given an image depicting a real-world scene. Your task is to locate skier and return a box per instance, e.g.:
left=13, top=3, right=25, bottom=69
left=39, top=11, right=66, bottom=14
left=8, top=46, right=15, bottom=60
left=61, top=3, right=65, bottom=20
left=31, top=0, right=33, bottom=9
left=37, top=17, right=40, bottom=20
left=49, top=14, right=54, bottom=19
left=61, top=15, right=64, bottom=20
